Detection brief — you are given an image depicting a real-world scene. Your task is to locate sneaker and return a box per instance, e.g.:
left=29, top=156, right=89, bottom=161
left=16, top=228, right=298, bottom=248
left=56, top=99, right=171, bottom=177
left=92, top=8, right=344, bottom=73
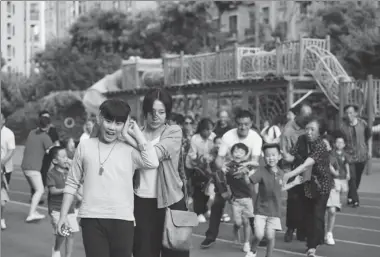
left=243, top=242, right=251, bottom=253
left=52, top=249, right=61, bottom=257
left=200, top=238, right=215, bottom=249
left=205, top=210, right=211, bottom=218
left=284, top=229, right=294, bottom=242
left=352, top=202, right=359, bottom=208
left=221, top=214, right=230, bottom=222
left=1, top=219, right=6, bottom=230
left=26, top=212, right=45, bottom=222
left=325, top=232, right=335, bottom=245
left=306, top=248, right=316, bottom=257
left=347, top=198, right=353, bottom=205
left=245, top=251, right=257, bottom=257
left=197, top=214, right=207, bottom=223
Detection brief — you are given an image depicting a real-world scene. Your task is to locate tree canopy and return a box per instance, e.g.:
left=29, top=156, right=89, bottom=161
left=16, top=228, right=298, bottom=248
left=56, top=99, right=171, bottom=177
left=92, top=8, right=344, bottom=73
left=303, top=1, right=380, bottom=78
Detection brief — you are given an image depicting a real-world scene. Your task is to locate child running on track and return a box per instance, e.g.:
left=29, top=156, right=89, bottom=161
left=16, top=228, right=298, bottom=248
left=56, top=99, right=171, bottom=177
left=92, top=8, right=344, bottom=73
left=47, top=146, right=80, bottom=257
left=240, top=143, right=302, bottom=257
left=322, top=133, right=350, bottom=245
left=225, top=143, right=258, bottom=253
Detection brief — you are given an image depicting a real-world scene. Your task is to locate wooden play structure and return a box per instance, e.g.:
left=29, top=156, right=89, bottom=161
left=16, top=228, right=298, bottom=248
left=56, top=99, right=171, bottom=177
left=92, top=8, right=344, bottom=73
left=84, top=35, right=380, bottom=130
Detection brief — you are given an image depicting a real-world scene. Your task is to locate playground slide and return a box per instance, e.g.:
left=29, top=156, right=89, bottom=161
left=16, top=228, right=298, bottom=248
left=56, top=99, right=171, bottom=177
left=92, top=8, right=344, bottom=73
left=303, top=44, right=352, bottom=109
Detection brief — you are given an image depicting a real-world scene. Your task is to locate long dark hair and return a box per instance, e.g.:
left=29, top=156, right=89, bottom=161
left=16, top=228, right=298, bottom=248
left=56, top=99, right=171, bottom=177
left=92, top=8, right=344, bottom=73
left=195, top=118, right=214, bottom=135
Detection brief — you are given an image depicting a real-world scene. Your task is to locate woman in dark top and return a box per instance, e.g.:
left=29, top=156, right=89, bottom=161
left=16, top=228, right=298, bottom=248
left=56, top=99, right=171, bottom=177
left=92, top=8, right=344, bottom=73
left=283, top=116, right=333, bottom=257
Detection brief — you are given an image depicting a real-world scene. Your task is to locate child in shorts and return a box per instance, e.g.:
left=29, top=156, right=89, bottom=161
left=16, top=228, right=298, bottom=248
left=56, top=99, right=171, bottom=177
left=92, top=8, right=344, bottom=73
left=1, top=168, right=9, bottom=230
left=243, top=143, right=302, bottom=257
left=225, top=143, right=257, bottom=253
left=322, top=133, right=350, bottom=245
left=47, top=146, right=80, bottom=257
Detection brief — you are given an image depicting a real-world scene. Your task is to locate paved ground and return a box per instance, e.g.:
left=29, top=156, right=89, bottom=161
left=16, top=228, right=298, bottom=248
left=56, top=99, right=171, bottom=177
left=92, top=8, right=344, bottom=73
left=2, top=147, right=380, bottom=257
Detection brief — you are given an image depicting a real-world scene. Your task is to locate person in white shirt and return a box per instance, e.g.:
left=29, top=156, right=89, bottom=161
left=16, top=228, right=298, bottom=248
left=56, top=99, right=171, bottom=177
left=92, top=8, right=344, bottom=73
left=79, top=120, right=94, bottom=142
left=201, top=109, right=263, bottom=249
left=1, top=112, right=16, bottom=230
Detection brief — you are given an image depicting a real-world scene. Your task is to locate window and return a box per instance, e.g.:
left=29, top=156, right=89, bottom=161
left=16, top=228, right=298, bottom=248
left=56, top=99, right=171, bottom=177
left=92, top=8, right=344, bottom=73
left=30, top=25, right=40, bottom=42
left=7, top=1, right=12, bottom=14
left=262, top=7, right=269, bottom=24
left=30, top=3, right=40, bottom=21
left=7, top=23, right=12, bottom=37
left=12, top=47, right=15, bottom=57
left=12, top=4, right=15, bottom=14
left=229, top=15, right=238, bottom=33
left=12, top=25, right=15, bottom=36
left=7, top=45, right=12, bottom=58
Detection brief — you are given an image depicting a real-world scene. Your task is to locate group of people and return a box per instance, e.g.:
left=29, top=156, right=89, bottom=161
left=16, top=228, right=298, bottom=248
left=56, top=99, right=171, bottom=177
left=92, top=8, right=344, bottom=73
left=0, top=86, right=374, bottom=257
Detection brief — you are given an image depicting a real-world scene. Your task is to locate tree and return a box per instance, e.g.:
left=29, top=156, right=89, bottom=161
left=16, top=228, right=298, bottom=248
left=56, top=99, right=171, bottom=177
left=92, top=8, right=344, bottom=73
left=1, top=72, right=29, bottom=115
left=302, top=1, right=380, bottom=79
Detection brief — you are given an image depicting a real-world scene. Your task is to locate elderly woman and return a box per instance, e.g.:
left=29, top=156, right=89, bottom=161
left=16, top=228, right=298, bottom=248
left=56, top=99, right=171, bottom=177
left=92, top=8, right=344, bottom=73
left=283, top=116, right=333, bottom=257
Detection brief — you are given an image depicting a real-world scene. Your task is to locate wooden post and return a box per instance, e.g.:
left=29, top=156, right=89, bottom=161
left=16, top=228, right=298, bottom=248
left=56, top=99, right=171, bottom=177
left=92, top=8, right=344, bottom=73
left=234, top=43, right=240, bottom=79
left=338, top=80, right=346, bottom=126
left=275, top=37, right=282, bottom=76
left=162, top=54, right=168, bottom=86
left=215, top=45, right=220, bottom=81
left=134, top=57, right=140, bottom=88
left=287, top=80, right=294, bottom=110
left=202, top=90, right=208, bottom=117
left=367, top=75, right=374, bottom=175
left=242, top=91, right=249, bottom=110
left=325, top=35, right=331, bottom=51
left=180, top=51, right=184, bottom=85
left=255, top=93, right=260, bottom=129
left=298, top=33, right=304, bottom=77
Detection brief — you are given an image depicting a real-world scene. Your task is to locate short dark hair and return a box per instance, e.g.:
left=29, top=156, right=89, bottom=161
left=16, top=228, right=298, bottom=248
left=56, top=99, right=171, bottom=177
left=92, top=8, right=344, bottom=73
left=262, top=143, right=281, bottom=153
left=49, top=146, right=66, bottom=160
left=235, top=109, right=253, bottom=121
left=195, top=118, right=214, bottom=134
left=169, top=112, right=185, bottom=125
left=231, top=143, right=249, bottom=155
left=142, top=89, right=173, bottom=117
left=304, top=115, right=328, bottom=136
left=332, top=130, right=346, bottom=143
left=343, top=104, right=359, bottom=112
left=39, top=116, right=50, bottom=129
left=39, top=110, right=50, bottom=117
left=99, top=99, right=131, bottom=123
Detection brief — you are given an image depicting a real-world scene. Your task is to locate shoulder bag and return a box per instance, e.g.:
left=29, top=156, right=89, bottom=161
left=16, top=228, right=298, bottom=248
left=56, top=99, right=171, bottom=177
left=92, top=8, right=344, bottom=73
left=162, top=142, right=199, bottom=251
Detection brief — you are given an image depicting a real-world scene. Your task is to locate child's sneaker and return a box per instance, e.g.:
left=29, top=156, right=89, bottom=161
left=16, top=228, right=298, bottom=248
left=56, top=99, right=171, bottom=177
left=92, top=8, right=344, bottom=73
left=245, top=251, right=257, bottom=257
left=26, top=212, right=45, bottom=222
left=221, top=213, right=230, bottom=222
left=1, top=219, right=6, bottom=230
left=197, top=214, right=207, bottom=223
left=325, top=232, right=335, bottom=245
left=243, top=242, right=251, bottom=253
left=306, top=248, right=316, bottom=257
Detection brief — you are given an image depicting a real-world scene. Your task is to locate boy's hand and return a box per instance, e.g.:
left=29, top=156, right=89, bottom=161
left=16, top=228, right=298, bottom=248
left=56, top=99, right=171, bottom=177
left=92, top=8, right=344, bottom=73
left=56, top=216, right=69, bottom=236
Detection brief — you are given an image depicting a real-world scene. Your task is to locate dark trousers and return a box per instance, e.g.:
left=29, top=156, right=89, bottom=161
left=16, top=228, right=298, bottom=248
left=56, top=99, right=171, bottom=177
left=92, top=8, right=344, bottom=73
left=81, top=218, right=134, bottom=257
left=303, top=194, right=329, bottom=249
left=4, top=172, right=11, bottom=185
left=286, top=185, right=306, bottom=236
left=133, top=195, right=189, bottom=257
left=193, top=184, right=209, bottom=215
left=205, top=193, right=226, bottom=240
left=348, top=162, right=366, bottom=203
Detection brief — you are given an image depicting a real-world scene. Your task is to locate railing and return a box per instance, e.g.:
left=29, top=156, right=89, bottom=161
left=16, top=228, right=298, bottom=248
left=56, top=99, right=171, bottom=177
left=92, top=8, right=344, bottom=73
left=163, top=35, right=331, bottom=86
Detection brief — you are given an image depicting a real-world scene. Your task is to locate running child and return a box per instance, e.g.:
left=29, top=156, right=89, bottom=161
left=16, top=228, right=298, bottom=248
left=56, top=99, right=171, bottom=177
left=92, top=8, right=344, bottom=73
left=242, top=143, right=302, bottom=257
left=225, top=143, right=258, bottom=253
left=323, top=133, right=350, bottom=245
left=47, top=146, right=80, bottom=257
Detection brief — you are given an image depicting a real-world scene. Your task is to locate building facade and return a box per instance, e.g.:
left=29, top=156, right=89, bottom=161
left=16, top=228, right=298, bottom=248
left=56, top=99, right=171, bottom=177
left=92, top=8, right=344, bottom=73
left=1, top=1, right=45, bottom=75
left=44, top=1, right=158, bottom=43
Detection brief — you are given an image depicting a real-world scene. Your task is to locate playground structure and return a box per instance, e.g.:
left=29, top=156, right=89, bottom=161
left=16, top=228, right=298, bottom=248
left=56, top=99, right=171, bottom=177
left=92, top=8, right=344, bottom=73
left=85, top=35, right=380, bottom=130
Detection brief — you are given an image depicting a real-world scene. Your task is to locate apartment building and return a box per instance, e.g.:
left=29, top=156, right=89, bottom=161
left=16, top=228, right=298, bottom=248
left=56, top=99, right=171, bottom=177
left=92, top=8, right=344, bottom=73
left=45, top=1, right=158, bottom=43
left=1, top=1, right=45, bottom=75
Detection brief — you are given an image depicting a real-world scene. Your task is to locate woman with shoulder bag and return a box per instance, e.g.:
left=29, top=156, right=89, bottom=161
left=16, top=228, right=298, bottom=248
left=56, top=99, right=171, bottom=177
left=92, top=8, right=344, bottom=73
left=131, top=89, right=198, bottom=257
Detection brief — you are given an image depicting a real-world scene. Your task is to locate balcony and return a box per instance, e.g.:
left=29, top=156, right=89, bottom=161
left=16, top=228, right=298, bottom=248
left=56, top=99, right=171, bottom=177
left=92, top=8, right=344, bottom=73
left=30, top=11, right=39, bottom=21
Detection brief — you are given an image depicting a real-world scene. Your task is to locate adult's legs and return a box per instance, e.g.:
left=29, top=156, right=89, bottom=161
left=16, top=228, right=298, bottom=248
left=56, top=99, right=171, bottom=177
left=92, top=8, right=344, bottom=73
left=81, top=218, right=110, bottom=257
left=202, top=193, right=226, bottom=247
left=25, top=171, right=45, bottom=220
left=347, top=164, right=358, bottom=204
left=133, top=196, right=162, bottom=257
left=108, top=220, right=134, bottom=257
left=285, top=185, right=305, bottom=242
left=193, top=184, right=209, bottom=216
left=355, top=162, right=366, bottom=192
left=306, top=194, right=329, bottom=251
left=161, top=198, right=190, bottom=257
left=4, top=172, right=11, bottom=185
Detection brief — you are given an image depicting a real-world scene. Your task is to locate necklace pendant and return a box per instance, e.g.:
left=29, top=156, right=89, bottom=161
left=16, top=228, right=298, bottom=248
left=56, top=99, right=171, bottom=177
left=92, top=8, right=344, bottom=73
left=99, top=166, right=104, bottom=175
